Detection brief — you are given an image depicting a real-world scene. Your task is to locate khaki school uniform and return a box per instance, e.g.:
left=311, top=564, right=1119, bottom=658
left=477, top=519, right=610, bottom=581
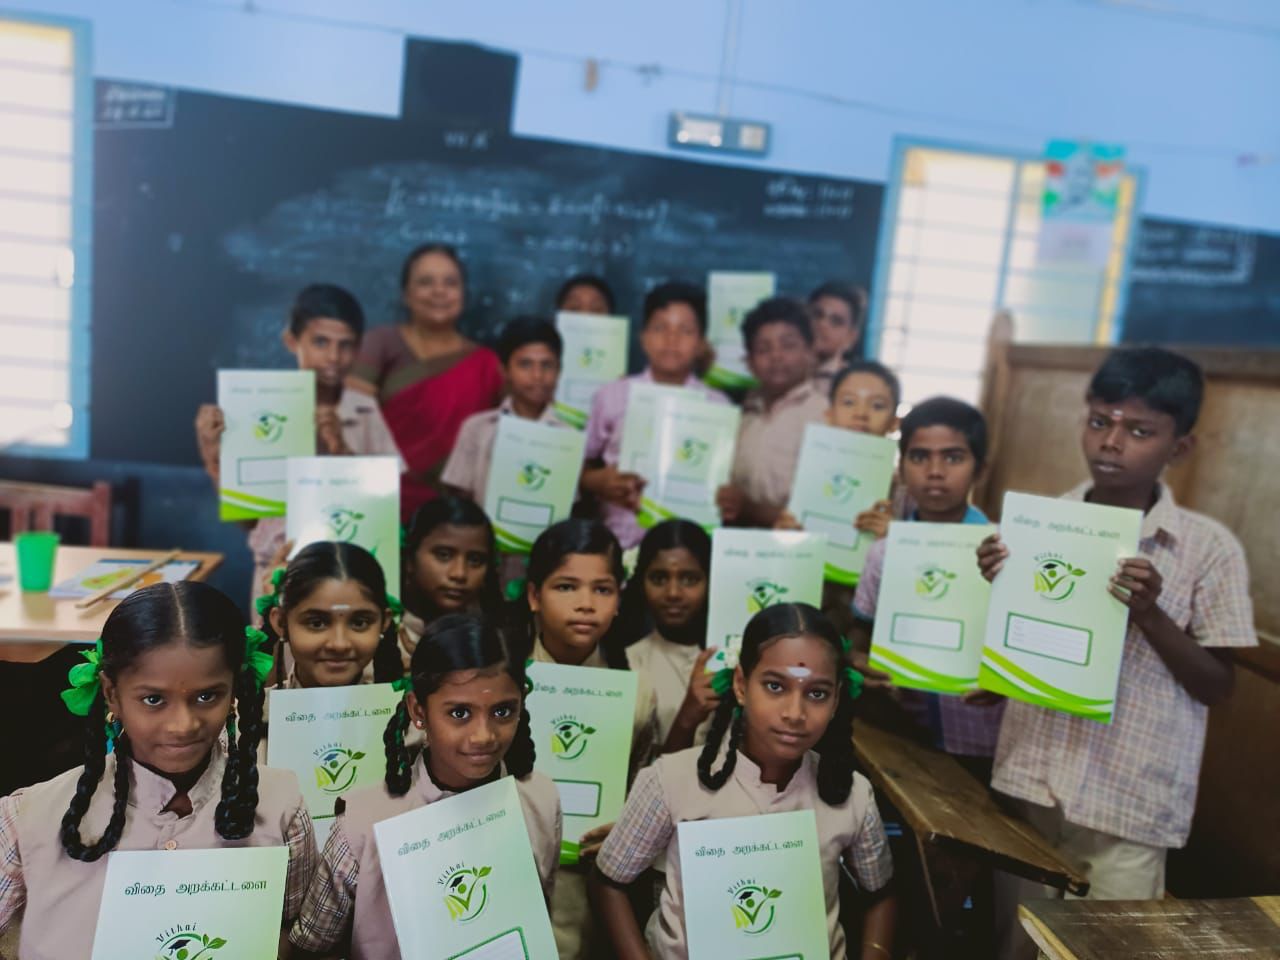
left=624, top=631, right=708, bottom=748
left=0, top=740, right=316, bottom=960
left=530, top=636, right=659, bottom=960
left=440, top=397, right=573, bottom=594
left=289, top=756, right=560, bottom=960
left=440, top=397, right=569, bottom=503
left=731, top=379, right=829, bottom=515
left=597, top=746, right=893, bottom=960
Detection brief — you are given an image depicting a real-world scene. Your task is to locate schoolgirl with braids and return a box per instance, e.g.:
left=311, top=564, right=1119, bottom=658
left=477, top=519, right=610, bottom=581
left=591, top=603, right=898, bottom=960
left=0, top=582, right=318, bottom=957
left=252, top=541, right=407, bottom=768
left=617, top=519, right=718, bottom=753
left=288, top=614, right=560, bottom=960
left=399, top=496, right=502, bottom=669
left=516, top=518, right=659, bottom=960
left=259, top=540, right=403, bottom=689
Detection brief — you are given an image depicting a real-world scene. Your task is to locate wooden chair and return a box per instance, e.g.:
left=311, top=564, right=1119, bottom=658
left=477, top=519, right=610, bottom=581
left=0, top=480, right=112, bottom=546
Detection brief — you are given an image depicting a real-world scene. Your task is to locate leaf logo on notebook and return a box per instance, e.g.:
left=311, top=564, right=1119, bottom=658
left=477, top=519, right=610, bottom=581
left=675, top=437, right=709, bottom=468
left=550, top=716, right=595, bottom=760
left=823, top=472, right=861, bottom=503
left=325, top=506, right=365, bottom=542
left=252, top=411, right=287, bottom=444
left=1033, top=554, right=1086, bottom=602
left=579, top=346, right=608, bottom=370
left=313, top=744, right=366, bottom=794
left=517, top=462, right=551, bottom=492
left=746, top=579, right=789, bottom=614
left=155, top=927, right=227, bottom=959
left=441, top=865, right=491, bottom=923
left=728, top=880, right=782, bottom=935
left=916, top=566, right=957, bottom=600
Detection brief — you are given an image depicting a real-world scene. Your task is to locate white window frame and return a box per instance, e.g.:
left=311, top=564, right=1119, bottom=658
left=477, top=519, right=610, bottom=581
left=866, top=136, right=1145, bottom=407
left=0, top=11, right=93, bottom=459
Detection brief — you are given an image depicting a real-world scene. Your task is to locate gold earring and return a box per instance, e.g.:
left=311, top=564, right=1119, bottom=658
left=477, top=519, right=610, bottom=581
left=105, top=711, right=116, bottom=725
left=414, top=719, right=425, bottom=729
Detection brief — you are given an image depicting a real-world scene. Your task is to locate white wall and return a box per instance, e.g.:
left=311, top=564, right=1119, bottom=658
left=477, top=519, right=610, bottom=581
left=9, top=0, right=1280, bottom=231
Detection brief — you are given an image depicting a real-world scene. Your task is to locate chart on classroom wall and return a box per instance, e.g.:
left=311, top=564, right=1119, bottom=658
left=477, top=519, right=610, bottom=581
left=91, top=75, right=881, bottom=465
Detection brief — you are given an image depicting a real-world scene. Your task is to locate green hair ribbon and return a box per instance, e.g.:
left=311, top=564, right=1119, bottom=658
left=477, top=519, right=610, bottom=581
left=243, top=626, right=274, bottom=691
left=709, top=667, right=735, bottom=697
left=843, top=665, right=864, bottom=701
left=61, top=638, right=105, bottom=717
left=390, top=674, right=413, bottom=693
left=254, top=566, right=286, bottom=618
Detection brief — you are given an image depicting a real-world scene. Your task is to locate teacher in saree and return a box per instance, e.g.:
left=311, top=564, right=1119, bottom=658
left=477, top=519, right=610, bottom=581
left=349, top=244, right=503, bottom=518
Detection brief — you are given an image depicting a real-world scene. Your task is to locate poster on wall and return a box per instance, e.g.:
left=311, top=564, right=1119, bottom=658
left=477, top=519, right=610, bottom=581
left=1037, top=140, right=1126, bottom=266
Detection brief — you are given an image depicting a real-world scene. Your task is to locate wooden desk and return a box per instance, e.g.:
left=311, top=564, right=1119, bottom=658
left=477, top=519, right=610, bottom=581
left=853, top=722, right=1088, bottom=950
left=1019, top=896, right=1280, bottom=959
left=0, top=544, right=223, bottom=661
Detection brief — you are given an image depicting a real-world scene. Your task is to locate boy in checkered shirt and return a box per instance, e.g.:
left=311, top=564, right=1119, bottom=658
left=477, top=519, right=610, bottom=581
left=977, top=347, right=1256, bottom=960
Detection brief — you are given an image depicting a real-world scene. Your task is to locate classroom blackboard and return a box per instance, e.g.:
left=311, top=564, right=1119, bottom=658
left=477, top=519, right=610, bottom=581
left=91, top=80, right=881, bottom=466
left=1123, top=217, right=1280, bottom=345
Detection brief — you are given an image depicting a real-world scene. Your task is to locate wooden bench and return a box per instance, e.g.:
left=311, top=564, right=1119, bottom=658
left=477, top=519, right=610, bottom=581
left=1019, top=895, right=1280, bottom=959
left=853, top=722, right=1087, bottom=953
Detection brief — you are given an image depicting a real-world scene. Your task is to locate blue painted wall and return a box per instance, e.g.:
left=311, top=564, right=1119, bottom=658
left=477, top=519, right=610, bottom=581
left=6, top=0, right=1279, bottom=231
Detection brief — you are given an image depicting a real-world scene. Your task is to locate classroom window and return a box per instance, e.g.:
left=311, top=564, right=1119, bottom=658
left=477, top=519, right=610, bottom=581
left=869, top=140, right=1141, bottom=408
left=0, top=14, right=92, bottom=458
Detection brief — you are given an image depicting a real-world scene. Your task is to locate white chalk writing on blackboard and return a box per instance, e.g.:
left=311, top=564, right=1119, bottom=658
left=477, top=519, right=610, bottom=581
left=1130, top=224, right=1256, bottom=286
left=96, top=83, right=175, bottom=130
left=763, top=176, right=855, bottom=220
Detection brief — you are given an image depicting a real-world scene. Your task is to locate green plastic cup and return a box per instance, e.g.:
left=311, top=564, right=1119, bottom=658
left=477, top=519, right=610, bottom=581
left=15, top=531, right=60, bottom=592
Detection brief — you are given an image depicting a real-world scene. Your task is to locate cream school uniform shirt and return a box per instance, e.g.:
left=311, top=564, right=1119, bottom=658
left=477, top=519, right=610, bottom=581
left=596, top=746, right=893, bottom=960
left=0, top=740, right=317, bottom=960
left=624, top=631, right=707, bottom=748
left=288, top=756, right=561, bottom=960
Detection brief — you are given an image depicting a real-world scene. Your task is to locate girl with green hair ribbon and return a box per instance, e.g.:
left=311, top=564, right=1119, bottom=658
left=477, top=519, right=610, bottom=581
left=4, top=581, right=315, bottom=960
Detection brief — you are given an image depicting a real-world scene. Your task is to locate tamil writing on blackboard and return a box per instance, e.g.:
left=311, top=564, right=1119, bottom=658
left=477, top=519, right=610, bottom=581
left=1130, top=221, right=1256, bottom=285
left=763, top=176, right=856, bottom=220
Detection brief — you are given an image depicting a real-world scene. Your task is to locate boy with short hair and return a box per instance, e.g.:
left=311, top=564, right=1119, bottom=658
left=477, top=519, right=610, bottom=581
left=808, top=280, right=867, bottom=386
left=977, top=347, right=1255, bottom=960
left=194, top=283, right=402, bottom=614
left=852, top=396, right=1005, bottom=768
left=442, top=315, right=566, bottom=502
left=718, top=296, right=827, bottom=527
left=581, top=281, right=728, bottom=548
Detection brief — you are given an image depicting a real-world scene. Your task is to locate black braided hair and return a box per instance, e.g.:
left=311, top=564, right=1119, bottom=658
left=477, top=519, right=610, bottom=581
left=59, top=691, right=131, bottom=862
left=60, top=581, right=247, bottom=860
left=695, top=602, right=856, bottom=804
left=215, top=656, right=265, bottom=839
left=261, top=541, right=403, bottom=684
left=696, top=697, right=745, bottom=792
left=384, top=613, right=534, bottom=797
left=383, top=698, right=413, bottom=796
left=402, top=497, right=502, bottom=621
left=616, top=519, right=711, bottom=650
left=522, top=519, right=629, bottom=669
